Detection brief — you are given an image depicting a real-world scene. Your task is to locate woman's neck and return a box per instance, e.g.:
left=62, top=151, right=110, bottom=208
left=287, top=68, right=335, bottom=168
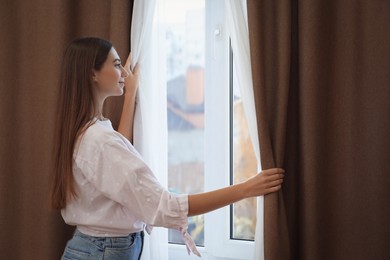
left=94, top=97, right=106, bottom=121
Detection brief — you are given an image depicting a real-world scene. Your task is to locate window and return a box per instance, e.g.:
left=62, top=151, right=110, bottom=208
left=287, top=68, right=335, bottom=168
left=161, top=0, right=257, bottom=259
left=163, top=0, right=206, bottom=247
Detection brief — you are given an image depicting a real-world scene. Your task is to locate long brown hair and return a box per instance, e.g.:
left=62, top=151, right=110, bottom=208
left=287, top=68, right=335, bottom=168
left=50, top=37, right=112, bottom=210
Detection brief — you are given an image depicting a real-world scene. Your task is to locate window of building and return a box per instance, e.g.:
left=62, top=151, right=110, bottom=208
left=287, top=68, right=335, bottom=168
left=160, top=0, right=257, bottom=258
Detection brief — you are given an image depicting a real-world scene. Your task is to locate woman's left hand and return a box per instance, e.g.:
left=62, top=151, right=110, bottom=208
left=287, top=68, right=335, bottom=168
left=123, top=52, right=139, bottom=99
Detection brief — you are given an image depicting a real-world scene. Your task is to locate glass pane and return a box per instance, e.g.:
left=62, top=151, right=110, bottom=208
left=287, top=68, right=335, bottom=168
left=231, top=60, right=257, bottom=240
left=163, top=0, right=205, bottom=246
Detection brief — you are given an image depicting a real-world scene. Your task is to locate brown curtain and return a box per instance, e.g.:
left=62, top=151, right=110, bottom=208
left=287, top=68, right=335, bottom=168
left=247, top=0, right=390, bottom=259
left=0, top=1, right=132, bottom=259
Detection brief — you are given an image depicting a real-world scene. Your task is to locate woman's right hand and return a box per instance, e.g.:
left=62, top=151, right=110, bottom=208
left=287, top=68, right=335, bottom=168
left=243, top=168, right=285, bottom=198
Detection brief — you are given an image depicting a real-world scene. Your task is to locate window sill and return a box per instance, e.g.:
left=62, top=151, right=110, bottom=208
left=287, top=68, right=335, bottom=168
left=168, top=240, right=254, bottom=260
left=168, top=243, right=207, bottom=260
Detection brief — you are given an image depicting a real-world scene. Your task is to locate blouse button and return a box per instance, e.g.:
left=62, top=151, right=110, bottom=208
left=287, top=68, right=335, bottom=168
left=146, top=198, right=151, bottom=202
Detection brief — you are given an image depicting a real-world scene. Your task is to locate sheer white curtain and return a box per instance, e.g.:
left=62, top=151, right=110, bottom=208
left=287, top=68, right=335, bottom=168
left=130, top=0, right=168, bottom=259
left=226, top=1, right=264, bottom=260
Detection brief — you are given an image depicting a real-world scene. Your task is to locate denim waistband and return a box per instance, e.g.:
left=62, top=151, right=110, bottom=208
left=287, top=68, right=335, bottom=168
left=74, top=229, right=144, bottom=250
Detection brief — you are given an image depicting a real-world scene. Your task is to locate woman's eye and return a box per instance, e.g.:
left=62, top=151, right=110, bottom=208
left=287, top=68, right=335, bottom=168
left=115, top=63, right=121, bottom=68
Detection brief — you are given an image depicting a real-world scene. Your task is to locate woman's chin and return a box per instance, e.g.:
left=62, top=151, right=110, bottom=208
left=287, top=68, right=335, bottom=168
left=108, top=91, right=124, bottom=97
left=116, top=88, right=124, bottom=96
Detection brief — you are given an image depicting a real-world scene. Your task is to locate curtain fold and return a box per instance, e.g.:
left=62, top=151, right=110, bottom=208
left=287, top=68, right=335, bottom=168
left=247, top=0, right=291, bottom=259
left=0, top=1, right=132, bottom=259
left=225, top=1, right=265, bottom=259
left=130, top=1, right=169, bottom=259
left=247, top=0, right=390, bottom=259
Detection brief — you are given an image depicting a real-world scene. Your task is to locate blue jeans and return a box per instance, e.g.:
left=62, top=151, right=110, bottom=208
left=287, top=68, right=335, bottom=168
left=61, top=229, right=144, bottom=260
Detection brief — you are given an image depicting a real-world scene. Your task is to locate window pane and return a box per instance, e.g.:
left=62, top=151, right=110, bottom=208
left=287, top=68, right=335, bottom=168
left=231, top=59, right=257, bottom=240
left=163, top=0, right=205, bottom=246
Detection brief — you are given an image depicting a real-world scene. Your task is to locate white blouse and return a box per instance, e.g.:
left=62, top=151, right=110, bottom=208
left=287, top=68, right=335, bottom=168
left=61, top=119, right=200, bottom=256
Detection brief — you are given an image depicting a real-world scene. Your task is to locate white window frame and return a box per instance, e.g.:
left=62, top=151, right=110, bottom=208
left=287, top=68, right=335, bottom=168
left=168, top=0, right=255, bottom=259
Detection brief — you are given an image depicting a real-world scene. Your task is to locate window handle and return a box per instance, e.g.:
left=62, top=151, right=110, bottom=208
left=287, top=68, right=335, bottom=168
left=213, top=27, right=222, bottom=60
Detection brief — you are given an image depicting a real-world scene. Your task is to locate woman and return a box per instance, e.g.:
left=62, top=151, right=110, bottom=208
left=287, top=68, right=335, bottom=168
left=51, top=37, right=285, bottom=259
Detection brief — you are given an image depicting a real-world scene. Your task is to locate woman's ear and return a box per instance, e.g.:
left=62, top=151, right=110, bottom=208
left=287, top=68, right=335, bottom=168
left=91, top=70, right=98, bottom=82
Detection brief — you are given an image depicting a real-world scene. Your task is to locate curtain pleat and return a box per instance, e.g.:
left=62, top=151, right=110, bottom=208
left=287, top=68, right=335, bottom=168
left=247, top=0, right=292, bottom=259
left=0, top=1, right=132, bottom=259
left=247, top=0, right=390, bottom=259
left=129, top=1, right=171, bottom=259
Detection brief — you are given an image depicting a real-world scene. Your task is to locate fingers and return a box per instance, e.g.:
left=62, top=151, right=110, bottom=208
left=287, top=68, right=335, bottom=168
left=264, top=185, right=282, bottom=194
left=133, top=63, right=139, bottom=75
left=267, top=178, right=284, bottom=188
left=260, top=168, right=284, bottom=183
left=244, top=168, right=285, bottom=197
left=266, top=172, right=285, bottom=182
left=125, top=52, right=132, bottom=68
left=124, top=52, right=139, bottom=77
left=261, top=168, right=285, bottom=176
left=122, top=52, right=139, bottom=95
left=260, top=168, right=285, bottom=195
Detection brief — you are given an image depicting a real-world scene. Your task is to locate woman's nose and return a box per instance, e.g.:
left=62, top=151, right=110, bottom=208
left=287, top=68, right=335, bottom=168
left=121, top=66, right=129, bottom=77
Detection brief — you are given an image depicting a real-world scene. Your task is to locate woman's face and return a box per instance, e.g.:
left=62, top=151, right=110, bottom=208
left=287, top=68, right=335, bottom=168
left=92, top=47, right=128, bottom=99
